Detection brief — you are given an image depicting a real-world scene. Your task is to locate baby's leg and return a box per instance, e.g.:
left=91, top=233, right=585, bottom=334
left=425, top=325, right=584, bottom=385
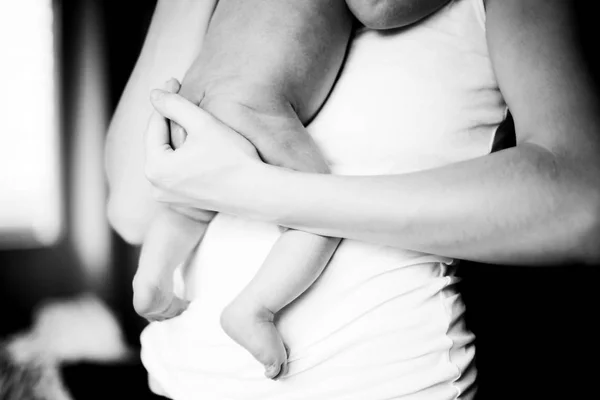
left=133, top=207, right=210, bottom=321
left=221, top=229, right=339, bottom=379
left=133, top=79, right=215, bottom=322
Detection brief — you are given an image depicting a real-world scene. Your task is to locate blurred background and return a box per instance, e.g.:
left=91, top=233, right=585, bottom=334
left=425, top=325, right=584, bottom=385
left=0, top=0, right=599, bottom=399
left=0, top=0, right=159, bottom=398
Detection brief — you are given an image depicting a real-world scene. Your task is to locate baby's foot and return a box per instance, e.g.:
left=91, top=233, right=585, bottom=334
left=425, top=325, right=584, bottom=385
left=132, top=278, right=190, bottom=322
left=220, top=298, right=288, bottom=380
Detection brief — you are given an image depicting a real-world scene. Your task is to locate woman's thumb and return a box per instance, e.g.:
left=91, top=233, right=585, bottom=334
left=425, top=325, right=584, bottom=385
left=150, top=89, right=206, bottom=135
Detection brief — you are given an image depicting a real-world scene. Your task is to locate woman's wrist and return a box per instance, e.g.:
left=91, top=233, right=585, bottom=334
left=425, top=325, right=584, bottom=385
left=217, top=162, right=341, bottom=233
left=196, top=160, right=283, bottom=221
left=228, top=162, right=291, bottom=223
left=214, top=160, right=327, bottom=229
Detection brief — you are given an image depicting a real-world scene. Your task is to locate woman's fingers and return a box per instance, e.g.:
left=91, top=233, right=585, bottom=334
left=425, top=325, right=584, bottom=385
left=170, top=123, right=188, bottom=149
left=165, top=77, right=181, bottom=93
left=164, top=78, right=188, bottom=149
left=143, top=79, right=262, bottom=213
left=144, top=79, right=183, bottom=171
left=150, top=89, right=211, bottom=134
left=144, top=110, right=173, bottom=176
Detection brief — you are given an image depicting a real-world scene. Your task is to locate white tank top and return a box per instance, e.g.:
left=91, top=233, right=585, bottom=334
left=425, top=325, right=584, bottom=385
left=141, top=1, right=507, bottom=399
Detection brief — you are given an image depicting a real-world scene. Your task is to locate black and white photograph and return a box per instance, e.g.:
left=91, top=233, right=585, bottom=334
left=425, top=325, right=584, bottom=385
left=1, top=1, right=599, bottom=399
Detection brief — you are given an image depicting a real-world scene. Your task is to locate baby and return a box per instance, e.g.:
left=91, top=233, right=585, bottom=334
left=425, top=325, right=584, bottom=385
left=134, top=0, right=451, bottom=380
left=135, top=0, right=353, bottom=380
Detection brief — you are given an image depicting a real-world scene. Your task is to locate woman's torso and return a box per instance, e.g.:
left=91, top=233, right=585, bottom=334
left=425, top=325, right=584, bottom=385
left=141, top=1, right=506, bottom=398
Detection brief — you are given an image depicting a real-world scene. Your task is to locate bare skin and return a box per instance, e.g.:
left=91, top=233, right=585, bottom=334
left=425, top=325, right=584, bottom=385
left=123, top=0, right=465, bottom=380
left=106, top=0, right=600, bottom=396
left=143, top=0, right=600, bottom=267
left=148, top=0, right=446, bottom=378
left=345, top=0, right=451, bottom=29
left=136, top=0, right=352, bottom=380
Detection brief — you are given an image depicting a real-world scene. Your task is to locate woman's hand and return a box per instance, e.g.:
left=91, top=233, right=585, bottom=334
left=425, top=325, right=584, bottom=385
left=144, top=79, right=262, bottom=211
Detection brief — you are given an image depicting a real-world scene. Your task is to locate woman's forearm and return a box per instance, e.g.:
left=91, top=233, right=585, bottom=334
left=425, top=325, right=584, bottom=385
left=225, top=143, right=600, bottom=266
left=105, top=0, right=216, bottom=243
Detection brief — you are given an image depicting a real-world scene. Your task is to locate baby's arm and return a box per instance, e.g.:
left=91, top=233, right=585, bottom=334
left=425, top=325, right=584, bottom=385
left=174, top=0, right=353, bottom=379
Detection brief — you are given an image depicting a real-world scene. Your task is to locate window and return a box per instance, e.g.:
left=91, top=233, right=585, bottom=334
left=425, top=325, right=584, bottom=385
left=0, top=0, right=62, bottom=248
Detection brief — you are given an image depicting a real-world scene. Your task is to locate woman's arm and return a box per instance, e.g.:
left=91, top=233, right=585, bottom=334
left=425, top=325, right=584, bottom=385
left=239, top=0, right=600, bottom=265
left=105, top=0, right=216, bottom=244
left=146, top=0, right=600, bottom=266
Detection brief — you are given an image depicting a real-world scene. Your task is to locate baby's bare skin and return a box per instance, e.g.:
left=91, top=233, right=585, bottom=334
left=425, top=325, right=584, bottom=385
left=134, top=202, right=205, bottom=322
left=136, top=0, right=353, bottom=380
left=136, top=0, right=455, bottom=380
left=178, top=0, right=352, bottom=379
